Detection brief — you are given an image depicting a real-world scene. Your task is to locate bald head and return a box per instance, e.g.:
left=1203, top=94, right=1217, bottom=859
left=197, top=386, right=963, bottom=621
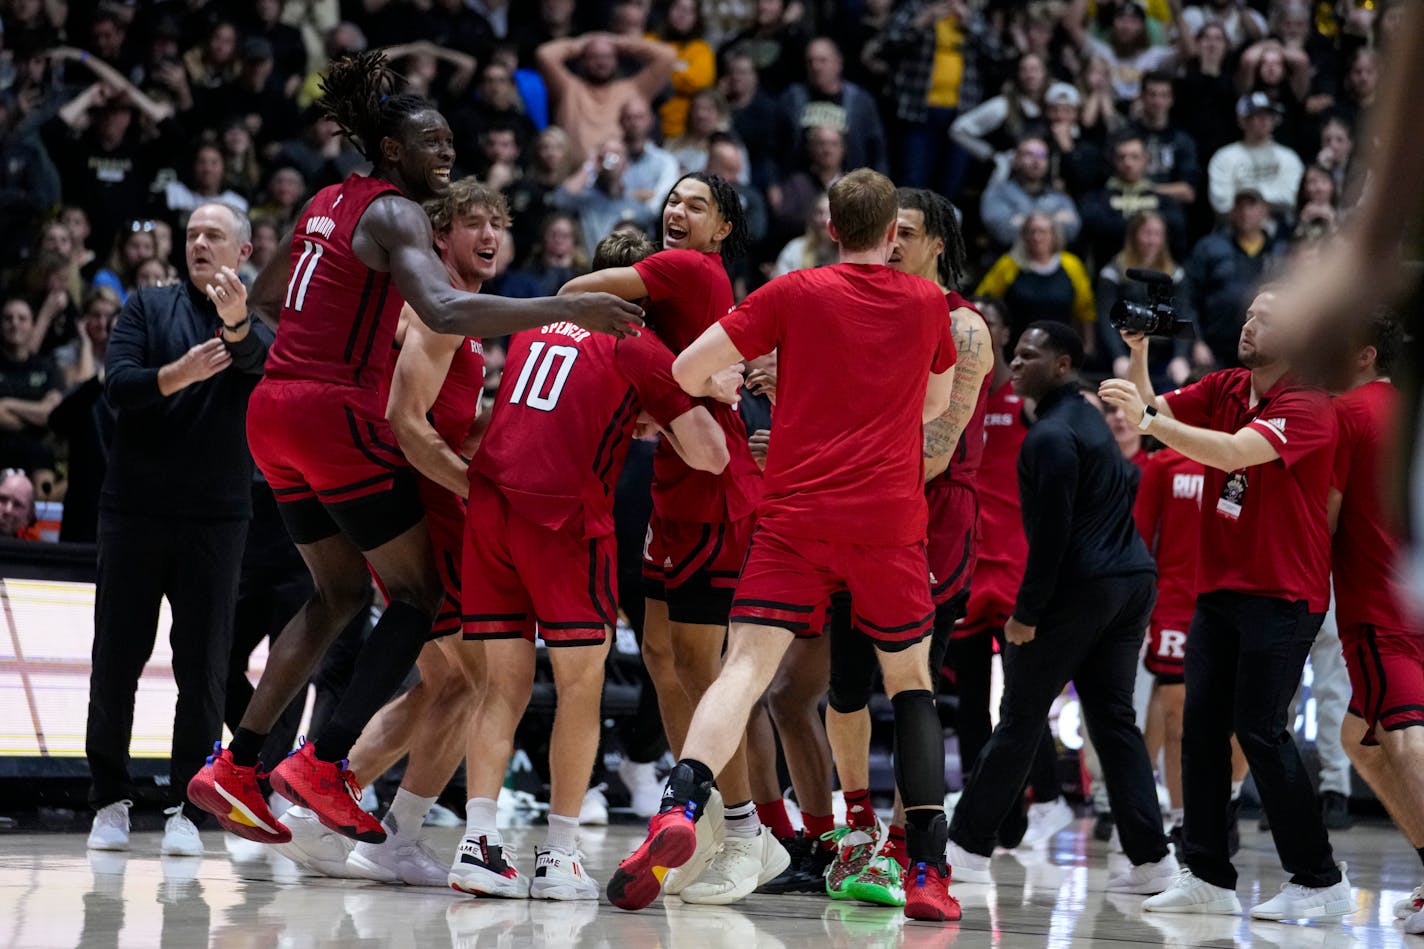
left=583, top=37, right=619, bottom=84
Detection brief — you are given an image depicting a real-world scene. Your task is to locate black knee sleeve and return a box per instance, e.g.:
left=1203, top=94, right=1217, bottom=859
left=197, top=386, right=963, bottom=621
left=892, top=689, right=946, bottom=808
left=827, top=596, right=876, bottom=713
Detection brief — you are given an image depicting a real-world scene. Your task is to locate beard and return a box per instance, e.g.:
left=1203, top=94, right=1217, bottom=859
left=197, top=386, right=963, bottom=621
left=1237, top=345, right=1275, bottom=369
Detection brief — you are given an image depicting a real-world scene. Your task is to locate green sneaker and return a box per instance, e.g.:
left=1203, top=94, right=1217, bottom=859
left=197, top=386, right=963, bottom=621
left=822, top=821, right=887, bottom=900
left=845, top=854, right=906, bottom=907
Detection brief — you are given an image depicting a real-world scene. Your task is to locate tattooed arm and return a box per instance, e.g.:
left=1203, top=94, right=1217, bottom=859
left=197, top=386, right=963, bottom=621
left=924, top=305, right=994, bottom=482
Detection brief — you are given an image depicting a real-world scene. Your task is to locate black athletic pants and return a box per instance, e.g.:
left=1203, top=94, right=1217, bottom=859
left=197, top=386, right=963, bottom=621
left=1181, top=591, right=1339, bottom=889
left=949, top=574, right=1169, bottom=865
left=86, top=511, right=247, bottom=821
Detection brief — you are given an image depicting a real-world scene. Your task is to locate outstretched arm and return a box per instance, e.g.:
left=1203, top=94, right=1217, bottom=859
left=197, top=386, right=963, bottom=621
left=559, top=267, right=649, bottom=301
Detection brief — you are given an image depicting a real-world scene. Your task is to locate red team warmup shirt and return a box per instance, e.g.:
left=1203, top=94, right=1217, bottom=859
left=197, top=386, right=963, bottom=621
left=1332, top=379, right=1414, bottom=631
left=959, top=381, right=1031, bottom=631
left=1163, top=369, right=1336, bottom=612
left=719, top=264, right=957, bottom=545
left=471, top=321, right=695, bottom=539
left=632, top=249, right=761, bottom=524
left=1134, top=448, right=1204, bottom=629
left=265, top=174, right=406, bottom=399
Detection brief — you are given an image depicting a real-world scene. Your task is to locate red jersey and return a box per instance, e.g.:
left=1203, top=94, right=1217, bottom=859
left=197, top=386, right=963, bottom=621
left=265, top=174, right=405, bottom=399
left=939, top=292, right=992, bottom=493
left=1332, top=380, right=1417, bottom=630
left=719, top=263, right=957, bottom=545
left=471, top=321, right=695, bottom=538
left=975, top=382, right=1031, bottom=576
left=634, top=248, right=761, bottom=524
left=1164, top=369, right=1336, bottom=612
left=1134, top=448, right=1204, bottom=628
left=381, top=334, right=485, bottom=453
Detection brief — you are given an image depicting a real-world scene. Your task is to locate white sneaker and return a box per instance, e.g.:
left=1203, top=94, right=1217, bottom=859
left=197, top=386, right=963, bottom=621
left=1106, top=853, right=1179, bottom=894
left=529, top=846, right=600, bottom=900
left=87, top=800, right=132, bottom=852
left=1142, top=867, right=1241, bottom=915
left=347, top=834, right=450, bottom=887
left=946, top=839, right=992, bottom=884
left=579, top=786, right=609, bottom=826
left=1406, top=905, right=1424, bottom=935
left=360, top=784, right=379, bottom=813
left=1394, top=884, right=1423, bottom=919
left=448, top=834, right=530, bottom=898
left=1248, top=863, right=1355, bottom=920
left=1019, top=798, right=1075, bottom=849
left=423, top=803, right=463, bottom=828
left=159, top=806, right=203, bottom=856
left=618, top=759, right=663, bottom=819
left=272, top=806, right=355, bottom=877
left=680, top=827, right=790, bottom=905
left=663, top=788, right=723, bottom=895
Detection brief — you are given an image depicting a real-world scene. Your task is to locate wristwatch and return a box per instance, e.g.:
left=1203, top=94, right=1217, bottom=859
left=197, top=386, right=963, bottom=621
left=1138, top=404, right=1158, bottom=431
left=221, top=313, right=252, bottom=334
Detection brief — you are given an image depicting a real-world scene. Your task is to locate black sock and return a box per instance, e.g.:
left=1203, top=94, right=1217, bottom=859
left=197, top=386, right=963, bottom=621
left=229, top=727, right=268, bottom=767
left=906, top=808, right=949, bottom=870
left=660, top=758, right=715, bottom=817
left=317, top=601, right=432, bottom=764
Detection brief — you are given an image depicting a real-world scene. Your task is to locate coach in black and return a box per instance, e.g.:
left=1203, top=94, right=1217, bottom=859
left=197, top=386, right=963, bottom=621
left=84, top=202, right=271, bottom=857
left=947, top=321, right=1175, bottom=892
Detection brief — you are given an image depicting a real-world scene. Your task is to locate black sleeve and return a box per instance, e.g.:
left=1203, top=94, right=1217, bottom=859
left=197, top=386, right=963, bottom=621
left=105, top=292, right=165, bottom=410
left=223, top=319, right=273, bottom=374
left=48, top=377, right=101, bottom=436
left=1014, top=423, right=1080, bottom=627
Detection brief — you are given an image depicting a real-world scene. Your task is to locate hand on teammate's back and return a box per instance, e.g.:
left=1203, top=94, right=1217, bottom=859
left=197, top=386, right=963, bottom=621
left=707, top=364, right=746, bottom=407
left=560, top=292, right=645, bottom=338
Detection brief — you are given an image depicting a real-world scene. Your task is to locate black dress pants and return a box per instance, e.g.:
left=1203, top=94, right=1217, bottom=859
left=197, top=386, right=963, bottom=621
left=949, top=573, right=1169, bottom=866
left=1181, top=590, right=1339, bottom=889
left=86, top=511, right=246, bottom=820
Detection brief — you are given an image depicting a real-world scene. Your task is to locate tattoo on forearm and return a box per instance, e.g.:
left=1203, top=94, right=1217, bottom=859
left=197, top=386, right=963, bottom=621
left=924, top=310, right=992, bottom=461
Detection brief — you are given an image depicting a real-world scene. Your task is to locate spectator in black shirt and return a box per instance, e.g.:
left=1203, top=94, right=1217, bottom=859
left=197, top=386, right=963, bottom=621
left=0, top=297, right=63, bottom=475
left=721, top=49, right=782, bottom=191
left=1081, top=131, right=1187, bottom=267
left=947, top=321, right=1173, bottom=892
left=48, top=289, right=120, bottom=543
left=1132, top=72, right=1201, bottom=209
left=779, top=37, right=888, bottom=174
left=203, top=38, right=301, bottom=149
left=83, top=202, right=271, bottom=855
left=244, top=0, right=308, bottom=96
left=0, top=92, right=62, bottom=274
left=719, top=0, right=809, bottom=95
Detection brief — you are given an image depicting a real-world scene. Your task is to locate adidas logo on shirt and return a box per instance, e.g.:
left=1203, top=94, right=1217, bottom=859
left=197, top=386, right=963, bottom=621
left=1259, top=417, right=1288, bottom=441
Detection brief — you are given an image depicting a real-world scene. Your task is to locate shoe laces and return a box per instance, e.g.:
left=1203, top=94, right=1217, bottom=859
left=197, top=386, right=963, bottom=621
left=337, top=765, right=364, bottom=806
left=96, top=800, right=133, bottom=827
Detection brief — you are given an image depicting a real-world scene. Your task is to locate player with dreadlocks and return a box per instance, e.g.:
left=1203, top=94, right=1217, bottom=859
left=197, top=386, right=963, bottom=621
left=559, top=172, right=785, bottom=903
left=188, top=51, right=642, bottom=846
left=807, top=187, right=996, bottom=909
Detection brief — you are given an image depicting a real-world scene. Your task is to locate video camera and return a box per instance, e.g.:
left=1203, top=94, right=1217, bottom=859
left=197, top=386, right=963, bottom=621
left=1108, top=268, right=1194, bottom=340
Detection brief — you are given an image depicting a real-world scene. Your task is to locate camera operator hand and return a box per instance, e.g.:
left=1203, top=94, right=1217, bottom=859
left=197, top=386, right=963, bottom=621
left=1098, top=378, right=1147, bottom=426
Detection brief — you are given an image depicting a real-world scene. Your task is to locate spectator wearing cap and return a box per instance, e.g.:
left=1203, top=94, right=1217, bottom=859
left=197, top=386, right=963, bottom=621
left=778, top=37, right=888, bottom=174
left=0, top=468, right=40, bottom=540
left=1066, top=0, right=1186, bottom=103
left=1237, top=39, right=1311, bottom=157
left=1042, top=82, right=1107, bottom=198
left=1183, top=187, right=1284, bottom=368
left=1207, top=92, right=1304, bottom=216
left=1130, top=72, right=1201, bottom=208
left=1081, top=130, right=1187, bottom=267
left=981, top=136, right=1082, bottom=251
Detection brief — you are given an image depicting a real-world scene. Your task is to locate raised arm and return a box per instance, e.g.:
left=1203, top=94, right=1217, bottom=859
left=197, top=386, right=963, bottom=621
left=362, top=195, right=644, bottom=339
left=50, top=47, right=174, bottom=123
left=615, top=34, right=679, bottom=101
left=924, top=306, right=992, bottom=479
left=536, top=36, right=588, bottom=98
left=386, top=304, right=470, bottom=497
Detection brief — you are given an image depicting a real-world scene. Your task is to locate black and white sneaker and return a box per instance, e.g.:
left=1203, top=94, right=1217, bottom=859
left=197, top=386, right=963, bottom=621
left=448, top=835, right=529, bottom=898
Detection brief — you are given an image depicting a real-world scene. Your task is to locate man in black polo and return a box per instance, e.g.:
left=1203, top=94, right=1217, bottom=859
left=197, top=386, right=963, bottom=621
left=947, top=321, right=1175, bottom=894
left=84, top=202, right=271, bottom=857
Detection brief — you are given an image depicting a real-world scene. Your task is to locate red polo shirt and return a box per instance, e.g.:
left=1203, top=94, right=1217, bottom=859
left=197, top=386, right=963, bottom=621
left=1163, top=368, right=1335, bottom=612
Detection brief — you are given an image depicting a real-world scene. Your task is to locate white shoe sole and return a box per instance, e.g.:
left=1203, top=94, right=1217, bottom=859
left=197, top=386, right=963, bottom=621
left=951, top=864, right=992, bottom=885
left=1106, top=874, right=1175, bottom=895
left=449, top=868, right=530, bottom=898
left=87, top=837, right=130, bottom=852
left=160, top=838, right=203, bottom=857
left=1249, top=897, right=1354, bottom=920
left=344, top=850, right=401, bottom=883
left=1143, top=894, right=1241, bottom=915
left=530, top=880, right=600, bottom=901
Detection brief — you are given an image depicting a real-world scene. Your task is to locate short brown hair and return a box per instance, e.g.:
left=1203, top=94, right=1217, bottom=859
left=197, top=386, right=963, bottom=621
left=827, top=168, right=896, bottom=252
left=592, top=228, right=656, bottom=270
left=424, top=177, right=510, bottom=235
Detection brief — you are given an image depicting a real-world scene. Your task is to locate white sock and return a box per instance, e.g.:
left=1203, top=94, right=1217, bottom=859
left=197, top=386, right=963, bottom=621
left=465, top=797, right=499, bottom=842
left=1230, top=780, right=1244, bottom=801
left=724, top=800, right=760, bottom=839
left=384, top=787, right=436, bottom=839
left=544, top=813, right=580, bottom=854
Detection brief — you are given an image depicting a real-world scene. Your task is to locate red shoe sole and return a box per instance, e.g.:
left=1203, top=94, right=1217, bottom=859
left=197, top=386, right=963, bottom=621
left=904, top=897, right=963, bottom=922
left=268, top=768, right=386, bottom=844
left=186, top=774, right=291, bottom=844
left=607, top=821, right=698, bottom=911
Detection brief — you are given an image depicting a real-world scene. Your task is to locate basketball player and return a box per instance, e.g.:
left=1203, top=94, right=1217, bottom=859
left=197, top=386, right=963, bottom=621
left=609, top=169, right=962, bottom=923
left=448, top=229, right=735, bottom=901
left=275, top=179, right=505, bottom=886
left=818, top=188, right=992, bottom=906
left=1330, top=314, right=1424, bottom=934
left=559, top=174, right=782, bottom=901
left=188, top=51, right=641, bottom=845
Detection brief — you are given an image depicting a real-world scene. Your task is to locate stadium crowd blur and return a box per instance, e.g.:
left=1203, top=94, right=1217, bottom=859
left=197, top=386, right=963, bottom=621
left=0, top=0, right=1397, bottom=539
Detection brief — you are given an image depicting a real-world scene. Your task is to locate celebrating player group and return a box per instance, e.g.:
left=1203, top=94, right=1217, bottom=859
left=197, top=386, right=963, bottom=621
left=183, top=48, right=1424, bottom=934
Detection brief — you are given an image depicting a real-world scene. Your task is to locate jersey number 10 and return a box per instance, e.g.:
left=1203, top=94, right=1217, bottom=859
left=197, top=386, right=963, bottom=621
left=509, top=341, right=579, bottom=412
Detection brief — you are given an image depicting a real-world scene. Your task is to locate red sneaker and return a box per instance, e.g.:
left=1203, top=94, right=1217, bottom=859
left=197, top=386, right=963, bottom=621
left=607, top=808, right=698, bottom=911
left=268, top=740, right=385, bottom=843
left=186, top=743, right=291, bottom=844
left=904, top=862, right=962, bottom=922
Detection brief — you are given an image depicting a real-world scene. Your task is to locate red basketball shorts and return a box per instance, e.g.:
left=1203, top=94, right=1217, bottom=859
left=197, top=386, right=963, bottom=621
left=642, top=513, right=754, bottom=626
left=248, top=378, right=408, bottom=503
left=926, top=478, right=978, bottom=612
left=1143, top=620, right=1190, bottom=683
left=419, top=477, right=465, bottom=637
left=729, top=523, right=935, bottom=652
left=461, top=474, right=616, bottom=647
left=1340, top=622, right=1424, bottom=745
left=956, top=558, right=1019, bottom=639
